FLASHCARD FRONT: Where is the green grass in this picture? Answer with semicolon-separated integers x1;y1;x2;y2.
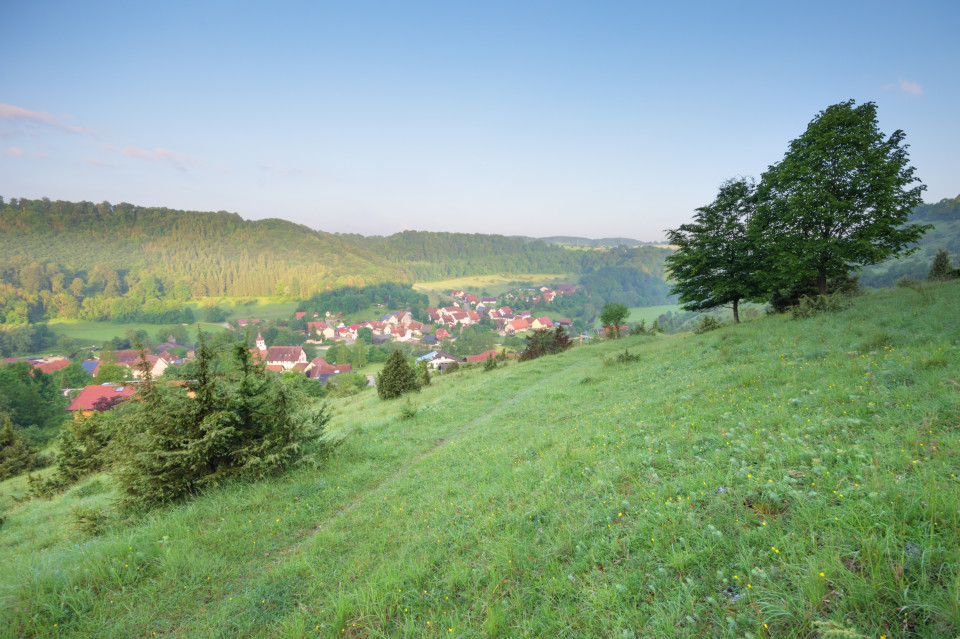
47;319;230;346
2;281;959;637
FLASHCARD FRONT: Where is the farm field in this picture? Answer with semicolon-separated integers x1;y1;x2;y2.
2;280;959;638
415;273;576;298
46;319;230;346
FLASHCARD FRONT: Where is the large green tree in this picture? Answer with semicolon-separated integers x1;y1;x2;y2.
754;100;928;296
665;177;762;323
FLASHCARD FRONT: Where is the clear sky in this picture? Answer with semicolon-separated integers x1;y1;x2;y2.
2;1;958;240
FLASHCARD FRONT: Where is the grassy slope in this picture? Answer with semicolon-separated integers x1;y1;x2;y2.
2;282;959;638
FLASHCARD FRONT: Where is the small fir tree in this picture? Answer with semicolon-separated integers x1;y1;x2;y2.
0;417;44;481
927;249;958;281
376;350;421;400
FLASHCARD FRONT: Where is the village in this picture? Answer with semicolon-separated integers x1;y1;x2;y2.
6;284;585;417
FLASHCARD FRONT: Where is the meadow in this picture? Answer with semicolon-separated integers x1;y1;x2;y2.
1;281;958;638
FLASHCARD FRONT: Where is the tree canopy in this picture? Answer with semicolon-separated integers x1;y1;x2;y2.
665;177;762;322
754;100;928;296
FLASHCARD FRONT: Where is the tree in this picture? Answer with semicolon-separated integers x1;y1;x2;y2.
0;416;44;480
927;249;958;281
754;100;928;297
518;327;572;362
376;350;420;400
599;303;629;338
665;177;763;323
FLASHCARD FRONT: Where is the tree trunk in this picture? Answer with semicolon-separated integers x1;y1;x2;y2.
817;269;827;296
732;298;740;323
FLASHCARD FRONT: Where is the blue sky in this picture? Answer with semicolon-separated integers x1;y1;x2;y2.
2;1;957;240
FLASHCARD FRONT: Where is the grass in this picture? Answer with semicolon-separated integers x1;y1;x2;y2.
44;297;297;348
2;281;959;638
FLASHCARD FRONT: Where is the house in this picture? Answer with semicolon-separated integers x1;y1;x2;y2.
435;328;451;340
307;321;335;340
531;317;554;330
237;318;261;326
305;356;351;384
295;311;307;319
31;357;71;375
504;318;530;334
465;350;500;363
67;383;138;417
556;318;573;327
266;345;308;370
482;297;498;305
415;351;464;370
464;294;478;306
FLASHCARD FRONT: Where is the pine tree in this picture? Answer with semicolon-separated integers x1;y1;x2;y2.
0;417;43;481
376;351;420;400
927;249;958;281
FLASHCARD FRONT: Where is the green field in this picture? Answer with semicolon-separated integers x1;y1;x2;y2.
47;319;230;346
3;281;959;637
416;273;576;299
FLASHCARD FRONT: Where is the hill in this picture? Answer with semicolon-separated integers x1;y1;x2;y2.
2;280;958;637
860;196;960;287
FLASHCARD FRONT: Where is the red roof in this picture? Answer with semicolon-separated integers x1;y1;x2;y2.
465;350;499;363
266;346;305;362
33;359;71;374
67;384;138;411
265;364;285;373
295;312;307;319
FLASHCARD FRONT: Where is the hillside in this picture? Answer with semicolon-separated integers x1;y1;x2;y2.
0;199;584;297
2;281;958;637
860;196;960;287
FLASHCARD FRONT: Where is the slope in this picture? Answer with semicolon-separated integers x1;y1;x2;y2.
1;282;959;638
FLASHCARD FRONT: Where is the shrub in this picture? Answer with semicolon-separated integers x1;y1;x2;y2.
518;327;573;362
399;398;418;421
0;418;46;481
790;292;852;318
376;350;421;400
694;316;723;334
927;248;959;281
444;362;460;374
112;340;331;507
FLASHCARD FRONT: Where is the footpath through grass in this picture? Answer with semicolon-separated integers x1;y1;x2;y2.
1;282;959;638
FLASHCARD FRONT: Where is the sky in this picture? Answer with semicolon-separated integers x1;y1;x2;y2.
2;1;958;241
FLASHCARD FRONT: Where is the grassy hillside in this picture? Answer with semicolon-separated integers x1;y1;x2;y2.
2;282;959;638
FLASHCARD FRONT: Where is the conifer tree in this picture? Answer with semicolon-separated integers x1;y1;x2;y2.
927;249;958;281
376;350;420;400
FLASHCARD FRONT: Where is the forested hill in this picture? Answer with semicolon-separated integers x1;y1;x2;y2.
0;199;593;297
0;198;400;297
355;231;585;280
859;195;960;287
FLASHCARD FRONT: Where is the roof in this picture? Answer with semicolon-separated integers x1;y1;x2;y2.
266;346;304;362
81;360;99;374
67;383;138;411
465;350;500;363
33;358;71;374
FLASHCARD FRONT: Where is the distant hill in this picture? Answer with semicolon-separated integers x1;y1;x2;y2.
859;195;960;287
517;235;658;248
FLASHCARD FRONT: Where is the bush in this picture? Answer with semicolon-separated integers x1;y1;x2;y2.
790;292;852;319
518;327;573;362
0;418;46;481
112;340;331;507
399;398;418;421
376;350;421;400
693;316;723;334
927;248;959;281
